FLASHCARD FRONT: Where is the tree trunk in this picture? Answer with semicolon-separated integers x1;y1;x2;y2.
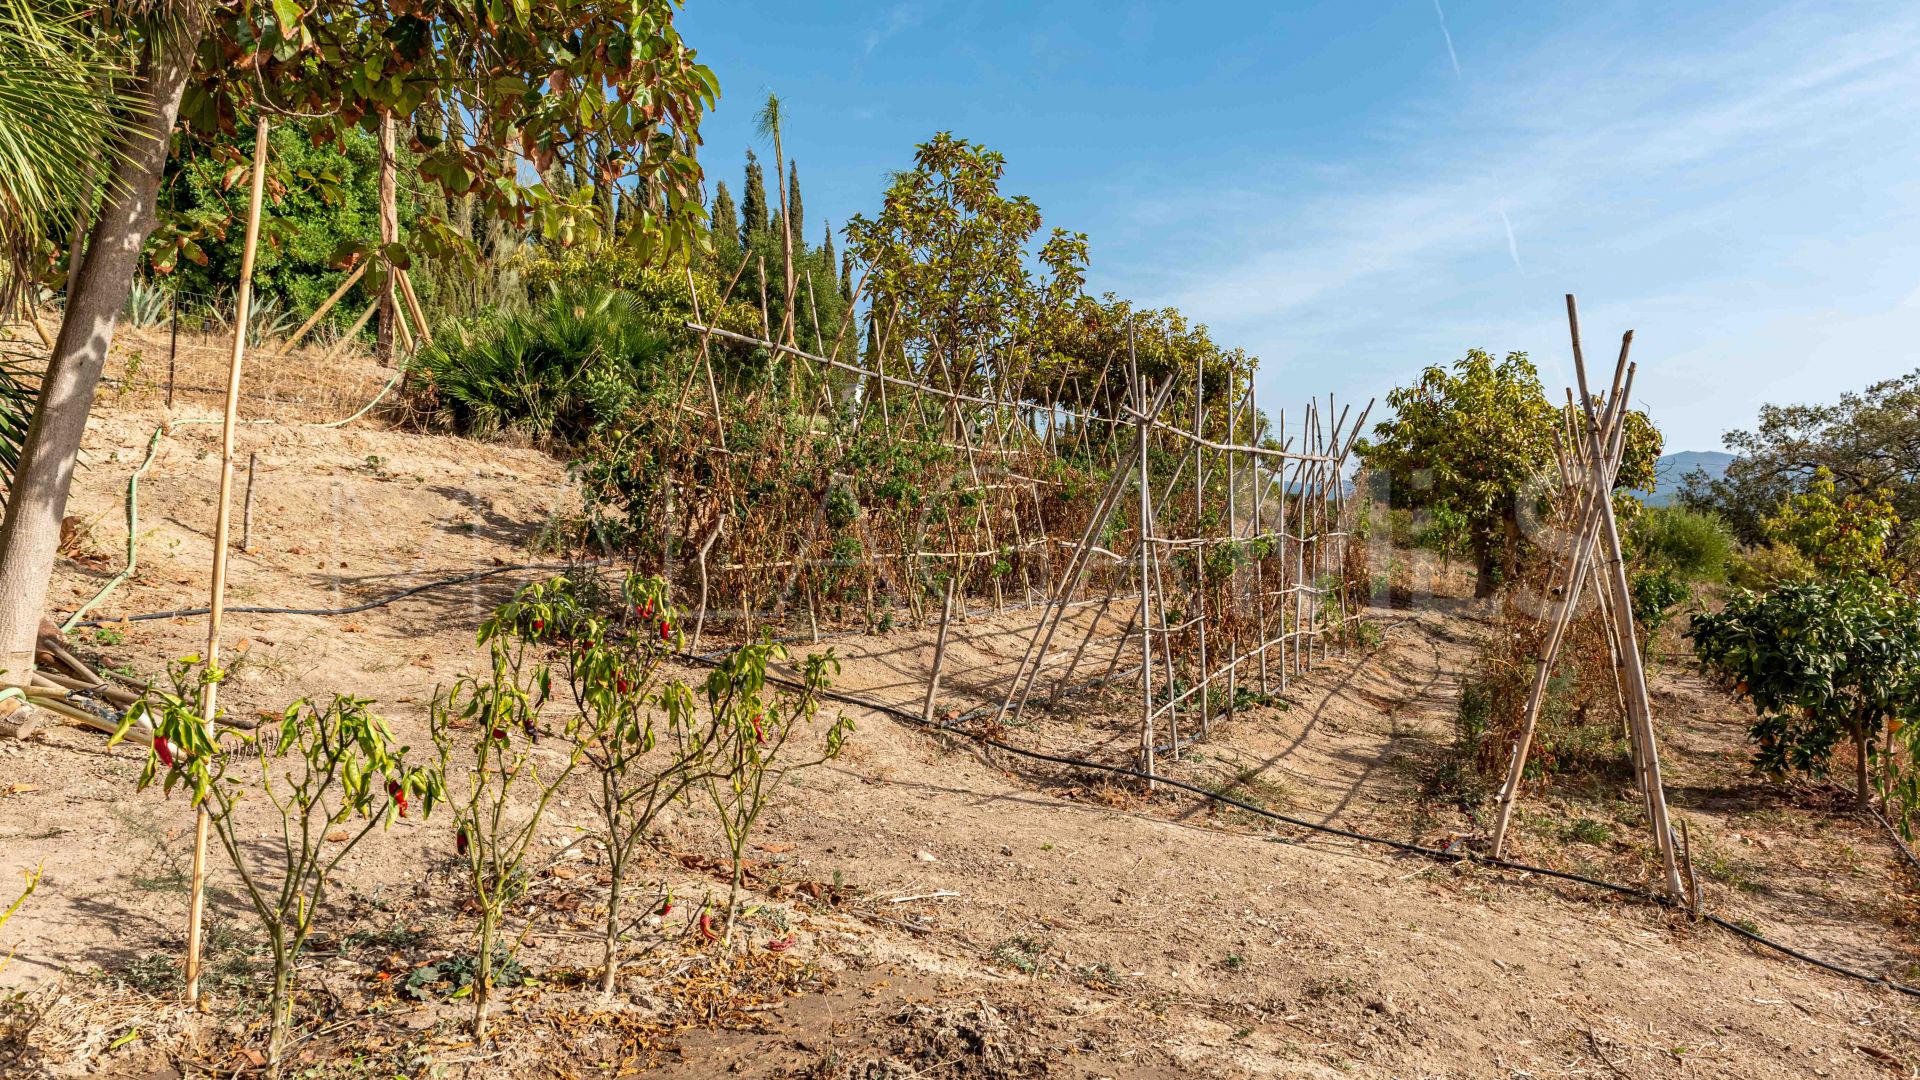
473;910;495;1038
1856;724;1873;813
376;111;398;365
600;862;622;994
0;15;207;684
1473;544;1497;598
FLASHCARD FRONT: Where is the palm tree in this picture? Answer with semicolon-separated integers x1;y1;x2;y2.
0;0;123;499
755;92;795;346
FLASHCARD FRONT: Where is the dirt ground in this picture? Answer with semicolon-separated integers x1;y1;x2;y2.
2;327;1919;1078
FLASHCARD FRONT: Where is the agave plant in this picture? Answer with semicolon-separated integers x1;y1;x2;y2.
209;291;301;347
122;276;171;329
411;287;671;444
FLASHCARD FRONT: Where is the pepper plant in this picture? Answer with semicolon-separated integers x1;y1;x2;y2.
554;573;728;993
702;642;851;943
109;659;437;1076
430;579;594;1038
1690;577;1920;813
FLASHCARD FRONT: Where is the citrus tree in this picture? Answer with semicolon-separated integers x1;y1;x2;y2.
1690;576;1920;811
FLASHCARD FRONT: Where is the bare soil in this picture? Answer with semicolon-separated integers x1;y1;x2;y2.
1;328;1918;1078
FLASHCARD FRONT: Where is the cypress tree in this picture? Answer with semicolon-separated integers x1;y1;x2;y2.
711;180;740;257
787;161;804;248
741;149;768;246
821;221;835;272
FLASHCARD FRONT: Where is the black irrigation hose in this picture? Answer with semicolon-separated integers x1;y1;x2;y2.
66;562;584;629
673;646;1920;1002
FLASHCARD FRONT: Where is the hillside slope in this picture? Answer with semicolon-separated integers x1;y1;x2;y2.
0;332;1914;1078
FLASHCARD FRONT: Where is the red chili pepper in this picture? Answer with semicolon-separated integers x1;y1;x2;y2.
615;675;631;694
765;936;795;953
456;827;470;856
491;726;508;742
530;618;544;632
523;718;539;744
154;736;175;768
659;621;672;642
386;779;408;817
698;913;717;942
637;600;654;620
659;900;673;916
752;713;765;744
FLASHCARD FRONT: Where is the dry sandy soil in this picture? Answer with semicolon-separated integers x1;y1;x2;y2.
1;327;1918;1078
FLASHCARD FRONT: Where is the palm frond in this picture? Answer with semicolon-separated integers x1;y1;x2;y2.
0;0;127;314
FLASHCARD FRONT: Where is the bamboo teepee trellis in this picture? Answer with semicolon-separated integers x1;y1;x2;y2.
1489;295;1686;902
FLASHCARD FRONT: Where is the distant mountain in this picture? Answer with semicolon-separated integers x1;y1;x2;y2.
1640;451;1735;507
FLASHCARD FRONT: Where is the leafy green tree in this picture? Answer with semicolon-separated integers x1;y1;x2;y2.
844;132;1088;393
153;120;393;327
1357;350;1661;597
1681;370;1920;551
1691;577;1920;811
1759;467;1901;581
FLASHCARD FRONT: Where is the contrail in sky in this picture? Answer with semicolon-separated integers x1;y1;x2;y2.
1498;207;1523;270
1432;0;1462;79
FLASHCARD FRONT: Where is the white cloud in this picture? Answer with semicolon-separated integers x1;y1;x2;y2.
1113;2;1920;448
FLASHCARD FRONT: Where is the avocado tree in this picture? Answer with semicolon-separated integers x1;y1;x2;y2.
1356;350;1660;597
844;132;1088;396
1690;576;1920;812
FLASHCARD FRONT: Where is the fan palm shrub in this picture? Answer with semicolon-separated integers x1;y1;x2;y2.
412;286;674;445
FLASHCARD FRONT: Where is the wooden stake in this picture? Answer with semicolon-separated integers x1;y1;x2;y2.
187;116;269;1009
322;300;380;364
284;262;367;349
922;576;958;724
240;452;257;552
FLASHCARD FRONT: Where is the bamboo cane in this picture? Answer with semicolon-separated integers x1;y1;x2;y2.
187;117;270;1009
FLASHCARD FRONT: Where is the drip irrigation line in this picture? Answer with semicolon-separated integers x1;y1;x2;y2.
670;645;1920;1002
67;562;586;629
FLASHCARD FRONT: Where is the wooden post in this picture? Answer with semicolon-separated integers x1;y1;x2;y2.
187;117;269;1009
165;288;179;409
396;267;432;347
1136;368;1156;790
375;111;398;365
1193;355;1210;733
240;452;257;552
922;576;958;723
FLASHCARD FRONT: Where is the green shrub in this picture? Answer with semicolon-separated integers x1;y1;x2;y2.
1727;540;1818;591
1629;565;1692;639
1629;505;1734;582
411;287;672;444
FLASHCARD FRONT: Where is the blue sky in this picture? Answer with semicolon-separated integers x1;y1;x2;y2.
678;0;1920;453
